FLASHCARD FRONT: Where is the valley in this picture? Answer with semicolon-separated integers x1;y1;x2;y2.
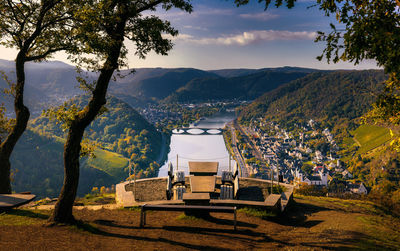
0;60;399;216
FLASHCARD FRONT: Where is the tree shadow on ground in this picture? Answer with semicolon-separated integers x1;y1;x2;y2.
197;214;258;228
75;221;237;250
298;230;393;250
4;209;49;220
162;225;294;247
268;200;330;228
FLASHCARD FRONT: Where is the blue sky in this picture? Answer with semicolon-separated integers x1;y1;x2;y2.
127;0;378;70
0;0;379;70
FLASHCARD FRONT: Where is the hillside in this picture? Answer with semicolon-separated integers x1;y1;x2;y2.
209;66;320;78
165;70;310;102
239;70;387;128
352;125;392;155
110;68;218;101
239;69;400;212
0;60;84;115
10;129;127;198
1;195;399;249
31;95;163;177
344;127;400;198
10;95;164;198
0;60;318;116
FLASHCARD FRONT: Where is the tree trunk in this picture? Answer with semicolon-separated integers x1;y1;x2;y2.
0;54;30;194
0;158;11;194
48;27;125;223
48;124;83;223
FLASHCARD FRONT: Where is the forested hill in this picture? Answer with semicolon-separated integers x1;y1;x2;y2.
11;129;125;198
110;68;218;100
32;95;162;173
164;70;311;103
11;95;163;198
0;60;318;117
209;66;319;78
239;70;387;128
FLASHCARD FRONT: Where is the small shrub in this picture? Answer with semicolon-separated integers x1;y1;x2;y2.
295;184;328;196
238;207;276;219
91;187;99;195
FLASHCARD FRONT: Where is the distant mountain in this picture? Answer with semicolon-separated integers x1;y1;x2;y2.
209;66;320;78
0;60;84;116
0;60;318;116
110;68;218;100
164;70;311;102
239;70;387;127
208;69;261;78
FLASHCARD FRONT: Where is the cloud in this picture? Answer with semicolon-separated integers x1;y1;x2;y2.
167;30;317;46
183;25;208;31
239;12;279;21
150;6;234;21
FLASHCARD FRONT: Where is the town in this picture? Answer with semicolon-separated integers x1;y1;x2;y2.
229;118;368;196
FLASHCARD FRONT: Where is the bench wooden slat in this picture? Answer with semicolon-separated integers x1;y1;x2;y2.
142;204;235;212
182;192;210;202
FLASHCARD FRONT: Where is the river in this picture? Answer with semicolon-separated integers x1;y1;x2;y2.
158;111;236;177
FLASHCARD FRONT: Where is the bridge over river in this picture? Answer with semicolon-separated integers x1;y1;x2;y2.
172;128;224;135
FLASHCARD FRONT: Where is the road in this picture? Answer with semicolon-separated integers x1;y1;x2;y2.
233;120;263;160
227;122;249;177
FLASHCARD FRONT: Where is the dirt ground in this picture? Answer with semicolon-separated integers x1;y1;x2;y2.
1;196;399;250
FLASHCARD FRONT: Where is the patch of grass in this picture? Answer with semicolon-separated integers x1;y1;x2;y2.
238;207;277;219
356;216;400;249
353;125;392;154
124;206;141;212
86;149;128;180
176;213;202;221
0;209;49;226
270;185;286;194
294;195;386;215
76;193;115;206
342;137;356;147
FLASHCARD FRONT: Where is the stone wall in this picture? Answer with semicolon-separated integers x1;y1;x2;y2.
122;176;294;211
125;178;168;202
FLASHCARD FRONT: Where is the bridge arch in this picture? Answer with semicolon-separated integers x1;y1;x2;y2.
172;128;223;135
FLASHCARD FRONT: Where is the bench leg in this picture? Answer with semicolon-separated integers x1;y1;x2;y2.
234;209;237;231
140;207;145;227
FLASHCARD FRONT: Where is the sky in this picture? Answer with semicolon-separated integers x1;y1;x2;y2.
0;0;379;70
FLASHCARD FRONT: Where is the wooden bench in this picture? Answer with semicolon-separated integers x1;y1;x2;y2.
139;204;237;230
0;194;36;210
